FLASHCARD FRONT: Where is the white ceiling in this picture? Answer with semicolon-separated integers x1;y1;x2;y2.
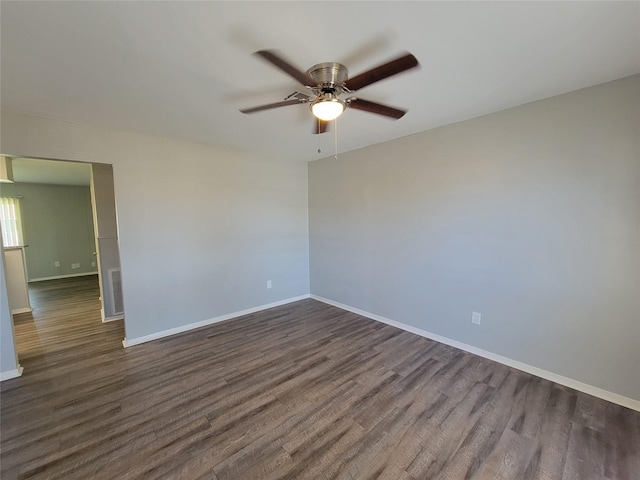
2;1;638;162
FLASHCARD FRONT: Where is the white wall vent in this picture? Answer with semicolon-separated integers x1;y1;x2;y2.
108;268;124;314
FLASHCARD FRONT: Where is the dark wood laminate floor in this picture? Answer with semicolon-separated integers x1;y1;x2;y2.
1;276;639;479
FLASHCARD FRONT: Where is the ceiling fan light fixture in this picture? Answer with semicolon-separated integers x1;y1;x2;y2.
241;50;418;128
311;96;345;121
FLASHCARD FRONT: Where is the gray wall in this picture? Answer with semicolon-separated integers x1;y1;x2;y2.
309;75;640;401
0;182;96;281
0;234;20;376
0;113;310;343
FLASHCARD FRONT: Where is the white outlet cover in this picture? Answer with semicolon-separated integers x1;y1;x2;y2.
472;312;482;325
267;280;272;289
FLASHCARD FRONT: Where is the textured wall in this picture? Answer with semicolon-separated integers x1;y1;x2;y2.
309;76;640;401
0;182;96;280
1;113;310;342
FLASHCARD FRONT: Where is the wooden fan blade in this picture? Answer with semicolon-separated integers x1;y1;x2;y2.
255;50;317;87
347;98;406;119
240;99;305;114
313;118;329;134
344;53;419;91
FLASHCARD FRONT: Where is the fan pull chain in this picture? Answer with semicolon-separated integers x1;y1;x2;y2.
334;118;339;160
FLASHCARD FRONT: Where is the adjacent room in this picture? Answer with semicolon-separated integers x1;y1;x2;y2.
1;2;638;479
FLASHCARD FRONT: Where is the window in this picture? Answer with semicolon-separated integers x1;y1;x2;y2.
0;197;24;247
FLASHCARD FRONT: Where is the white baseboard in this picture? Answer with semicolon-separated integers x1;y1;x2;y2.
30;271;98;282
123;294;311;348
101;308;124;323
311;295;640;412
0;364;24;381
11;307;32;314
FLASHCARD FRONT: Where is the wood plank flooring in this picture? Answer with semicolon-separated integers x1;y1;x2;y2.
1;275;639;479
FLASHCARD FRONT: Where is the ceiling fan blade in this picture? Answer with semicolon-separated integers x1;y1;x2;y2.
255;50;317;87
344;53;419;91
313;118;329;134
347;98;407;119
240;98;306;114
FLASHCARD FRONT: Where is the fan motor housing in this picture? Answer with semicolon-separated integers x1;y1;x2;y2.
308;62;348;88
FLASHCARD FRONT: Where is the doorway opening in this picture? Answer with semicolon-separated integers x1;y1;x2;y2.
0;157;125;373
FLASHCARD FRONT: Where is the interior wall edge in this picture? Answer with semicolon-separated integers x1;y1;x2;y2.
0;365;24;382
122;294;311;348
10;308;32;315
29;272;99;283
310;294;640;412
101;312;124;323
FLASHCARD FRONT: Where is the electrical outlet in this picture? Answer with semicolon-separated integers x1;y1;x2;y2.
54;261;60;267
267;280;272;289
472;312;481;325
71;263;80;269
91;261;96;267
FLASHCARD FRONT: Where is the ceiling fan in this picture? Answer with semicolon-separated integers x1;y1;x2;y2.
240;49;419;134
